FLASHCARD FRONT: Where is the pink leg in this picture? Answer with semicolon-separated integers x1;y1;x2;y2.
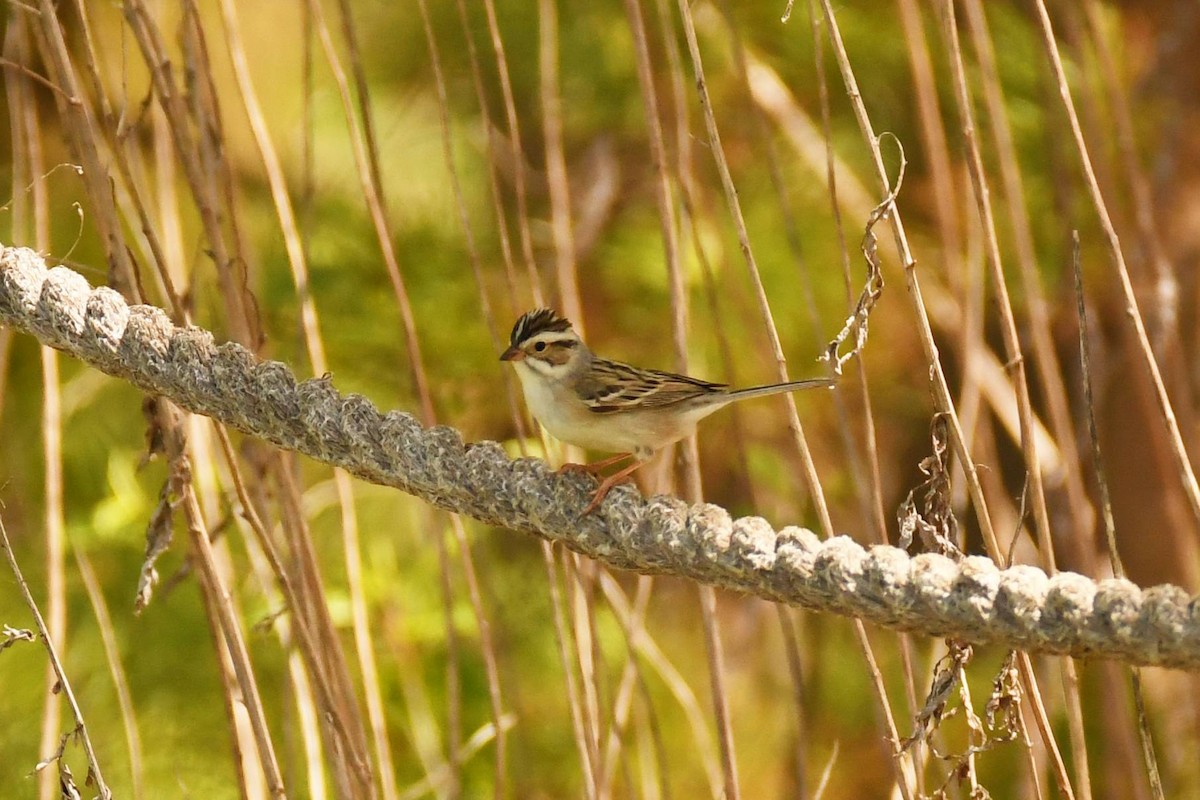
557;451;633;477
581;460;643;515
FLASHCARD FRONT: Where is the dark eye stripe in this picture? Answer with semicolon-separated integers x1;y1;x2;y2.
531;338;576;352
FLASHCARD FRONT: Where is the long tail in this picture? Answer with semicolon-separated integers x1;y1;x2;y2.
724;377;834;402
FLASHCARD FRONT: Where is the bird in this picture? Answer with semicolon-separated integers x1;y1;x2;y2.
500;308;833;513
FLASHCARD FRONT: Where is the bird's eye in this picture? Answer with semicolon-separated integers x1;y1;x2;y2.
534;342;547;352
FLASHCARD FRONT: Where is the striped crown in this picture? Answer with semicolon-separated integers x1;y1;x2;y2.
510;308;573;347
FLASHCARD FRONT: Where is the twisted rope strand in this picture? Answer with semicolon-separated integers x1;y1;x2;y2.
2;245;1197;669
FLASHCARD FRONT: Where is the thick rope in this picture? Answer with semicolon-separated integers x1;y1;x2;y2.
2;245;1197;669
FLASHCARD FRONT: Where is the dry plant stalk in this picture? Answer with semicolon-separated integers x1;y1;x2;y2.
0;515;113;799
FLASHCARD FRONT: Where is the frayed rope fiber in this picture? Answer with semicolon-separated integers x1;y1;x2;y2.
2;245;1198;669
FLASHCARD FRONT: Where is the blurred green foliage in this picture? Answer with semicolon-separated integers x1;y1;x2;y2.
0;0;1191;797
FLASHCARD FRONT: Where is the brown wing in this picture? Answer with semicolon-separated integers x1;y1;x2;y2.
577;359;727;413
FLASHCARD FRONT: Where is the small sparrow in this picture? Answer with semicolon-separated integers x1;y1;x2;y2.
500;308;833;512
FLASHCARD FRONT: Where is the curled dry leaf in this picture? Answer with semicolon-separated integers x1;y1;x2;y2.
820;133;901;374
898;414;960;558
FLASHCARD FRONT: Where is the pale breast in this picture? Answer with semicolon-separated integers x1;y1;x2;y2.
514;362;723;458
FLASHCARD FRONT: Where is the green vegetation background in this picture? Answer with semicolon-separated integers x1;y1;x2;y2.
1;1;1193;797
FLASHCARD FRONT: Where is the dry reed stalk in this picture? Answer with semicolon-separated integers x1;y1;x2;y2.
598;573;724;797
213;9;392;787
448;0;531;442
450;3;600;787
34;0;136;286
894;0;964;291
114;17;350;784
666;13;815;788
147;404;286;796
481;0;546;307
37;348;65;800
624;2;742;797
307;3;513;795
1;515;113;799
959;0;1096;564
73;548;145;799
8;14;70;799
122;0;252;342
566;555;607;795
802;8;926;792
1073;233;1165;799
1030;0;1200;573
452;0;525;321
546;547;599;799
534;4;611;787
210;426;332;798
275;460;377;797
414;1;519;793
598;575;654;795
69;0;187;321
49;3;299;789
939;4;1093;798
539;0;582;329
675;1;916;793
160;4;377;792
806;0;926;791
813;2;1077;796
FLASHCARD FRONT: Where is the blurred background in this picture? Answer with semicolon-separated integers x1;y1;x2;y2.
1;0;1199;797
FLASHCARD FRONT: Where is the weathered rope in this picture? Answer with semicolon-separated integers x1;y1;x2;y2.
2;245;1197;669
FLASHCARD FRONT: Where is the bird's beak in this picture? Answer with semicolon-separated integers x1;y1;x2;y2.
500;346;524;362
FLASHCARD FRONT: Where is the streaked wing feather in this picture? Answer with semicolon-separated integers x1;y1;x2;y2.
578;359;727;413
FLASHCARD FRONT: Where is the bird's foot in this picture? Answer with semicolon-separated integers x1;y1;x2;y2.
580;461;643;515
556;452;633;477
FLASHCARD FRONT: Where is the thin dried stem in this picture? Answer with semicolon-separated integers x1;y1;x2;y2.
414;2;511;793
312;5;514;795
812;0;997;551
539;0;581;324
123;0;252;341
678;1;913;791
1073;232;1165;799
216;5;390;793
1030;0;1200;577
565;555;606;797
959;0;1096;563
599;574;724;798
35;0;136;286
1;513;113;800
452;0;524;320
939;4;1090;797
74;548;145;800
598;575;654;796
625;2;739;797
12;15;71;798
482;0;545;307
813;4;1076;795
217;0;327;373
545;545;598;799
37;349;66;800
804;10;925;791
157;404;288;796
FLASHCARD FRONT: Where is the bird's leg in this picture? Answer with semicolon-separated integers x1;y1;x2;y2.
556;451;633;477
581;459;644;515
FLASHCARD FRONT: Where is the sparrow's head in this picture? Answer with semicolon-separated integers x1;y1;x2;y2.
500;308;585;377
